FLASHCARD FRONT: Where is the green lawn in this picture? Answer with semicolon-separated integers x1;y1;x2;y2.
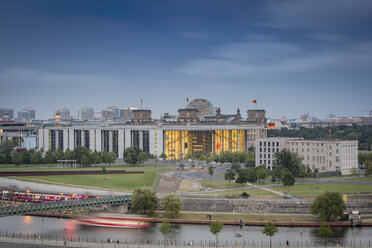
336;176;372;183
266;183;372;195
8;166;173;192
202;179;242;189
200;188;275;196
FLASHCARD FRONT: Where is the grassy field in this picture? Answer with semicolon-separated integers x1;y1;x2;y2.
337;176;372;183
200;188;275;196
9;166;173;192
202;179;242;189
266;183;372;195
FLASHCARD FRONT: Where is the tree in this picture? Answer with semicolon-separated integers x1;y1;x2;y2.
0;140;14;164
44;150;56;164
262;222;278;248
160;152;167;162
11;152;23;165
159;222;173;248
161;194;181;218
30;152;42;164
102;166;107;180
93;151;102;165
103;151;116;166
257;167;269;183
310;192;346;221
224;169;235;190
124;147;141;166
235;169;249;188
55;149;65;161
138;152;149;164
245;151;255;167
231;163;241;173
22;150;31;164
246;167;258;183
281;171;295;190
208;166;214;180
210;222;223;247
318;222;333;248
273;149;303;177
130;188;158;216
64;148;74;160
271;174;277;183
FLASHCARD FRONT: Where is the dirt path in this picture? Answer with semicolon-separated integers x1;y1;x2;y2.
156;171;182;194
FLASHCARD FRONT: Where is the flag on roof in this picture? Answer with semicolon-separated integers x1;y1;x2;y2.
253;100;257;104
268;123;275;129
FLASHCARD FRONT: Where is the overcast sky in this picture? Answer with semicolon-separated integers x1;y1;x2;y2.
1;0;371;120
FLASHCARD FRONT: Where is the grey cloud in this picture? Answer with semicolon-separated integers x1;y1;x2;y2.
260;0;372;30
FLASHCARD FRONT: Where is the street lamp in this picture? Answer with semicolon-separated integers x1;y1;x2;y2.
138;222;140;248
41;218;44;245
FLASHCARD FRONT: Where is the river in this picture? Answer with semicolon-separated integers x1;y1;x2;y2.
0;216;370;243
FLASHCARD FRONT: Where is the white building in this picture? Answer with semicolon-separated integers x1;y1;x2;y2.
78;107;94;121
17;108;36;122
102;106;120;121
255;137;358;175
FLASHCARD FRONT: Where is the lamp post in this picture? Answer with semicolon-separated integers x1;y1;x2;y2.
138;222;140;248
41;218;44;246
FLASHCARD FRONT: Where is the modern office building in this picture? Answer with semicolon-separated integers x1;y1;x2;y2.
37;100;268;160
78;107;94;121
255;137;358;175
0;108;14;120
17;108;36;122
53;107;70;120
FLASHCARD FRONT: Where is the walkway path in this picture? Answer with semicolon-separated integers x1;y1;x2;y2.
0;177;128;196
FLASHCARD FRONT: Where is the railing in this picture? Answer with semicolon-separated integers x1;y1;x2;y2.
0;230;371;248
0;195;131;217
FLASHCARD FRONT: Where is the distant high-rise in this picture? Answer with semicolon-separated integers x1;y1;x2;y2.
17;108;36;122
78;107;94;121
102;106;120;121
54;107;70;120
120;107;138;123
0;108;14;120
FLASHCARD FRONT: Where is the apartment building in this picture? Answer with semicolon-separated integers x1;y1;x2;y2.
256;137;358;175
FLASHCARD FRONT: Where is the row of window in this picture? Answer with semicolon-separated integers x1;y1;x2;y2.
259;141;280;147
259;147;280;153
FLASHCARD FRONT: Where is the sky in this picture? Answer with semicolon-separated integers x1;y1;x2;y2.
1;0;372;120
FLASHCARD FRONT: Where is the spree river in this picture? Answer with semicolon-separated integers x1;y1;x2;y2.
0;216;370;243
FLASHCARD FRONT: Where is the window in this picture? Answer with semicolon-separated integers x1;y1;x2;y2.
264;142;266;146
302;148;304;152
336;157;339;162
268;148;270;152
264;148;266;152
268;160;271;165
272;142;275;147
260;148;262;152
260;142;262;146
268;154;271;158
260;160;262;164
277;142;279;146
264;154;266;158
260;154;262;158
276;148;279;152
268;142;270;147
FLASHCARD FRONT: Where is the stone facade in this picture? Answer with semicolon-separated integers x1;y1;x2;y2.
181;198;372;214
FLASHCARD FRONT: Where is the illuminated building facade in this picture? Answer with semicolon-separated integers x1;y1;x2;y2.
37;99;268;159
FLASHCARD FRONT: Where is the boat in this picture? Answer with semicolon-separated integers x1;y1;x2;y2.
75;213;152;228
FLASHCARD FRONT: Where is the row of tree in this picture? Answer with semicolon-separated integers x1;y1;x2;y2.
268;125;372;150
0;140;117;166
358;152;372;176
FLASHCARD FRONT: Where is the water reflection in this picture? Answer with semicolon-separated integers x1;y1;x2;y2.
0;216;370;243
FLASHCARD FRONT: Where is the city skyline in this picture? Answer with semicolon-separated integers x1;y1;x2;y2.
1;0;372;120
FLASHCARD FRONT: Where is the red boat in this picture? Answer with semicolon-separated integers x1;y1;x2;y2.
75;213;152;228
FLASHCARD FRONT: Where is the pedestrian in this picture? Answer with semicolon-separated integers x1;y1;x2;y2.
286;240;289;247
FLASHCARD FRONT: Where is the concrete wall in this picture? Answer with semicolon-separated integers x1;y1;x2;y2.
181;198;372;214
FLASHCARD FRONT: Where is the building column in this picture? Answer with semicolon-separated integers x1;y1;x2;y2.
149;129;156;157
68;129;74;151
125;129;131;149
37;129;44;151
81;130;85;149
96;129;102;152
139;131;143;150
157;130;164;156
43;129;49;151
118;130;124;159
182;131;185;160
63;129;68;152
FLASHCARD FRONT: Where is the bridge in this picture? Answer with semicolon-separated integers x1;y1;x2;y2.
0;195;130;217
